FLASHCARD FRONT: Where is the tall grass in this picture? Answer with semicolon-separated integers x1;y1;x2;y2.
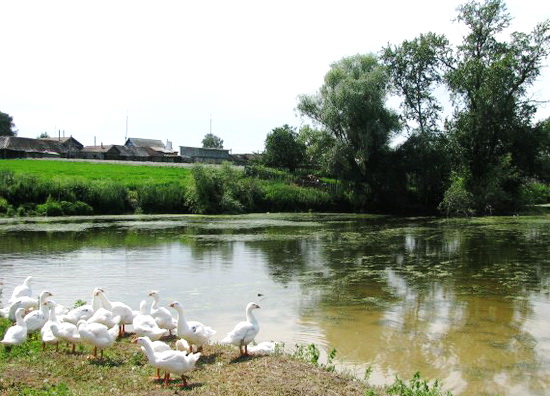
0;160;346;216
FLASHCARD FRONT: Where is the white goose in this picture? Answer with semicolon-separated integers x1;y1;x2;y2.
135;337;172;380
135;336;201;388
169;301;216;352
78;318;120;359
60;305;94;325
148;291;176;335
221;302;261;356
50;321;81;353
40;300;60;351
87;288;121;329
1;308;28;347
132;299;168;341
8;276;33;305
23;290;54;333
94;288;137;335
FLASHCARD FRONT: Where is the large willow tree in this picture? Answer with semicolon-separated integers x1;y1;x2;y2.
297;53;400;207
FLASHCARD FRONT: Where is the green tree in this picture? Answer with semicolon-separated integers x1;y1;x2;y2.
0;111;17;136
296;125;336;173
382;33;452;212
263;124;306;171
382;32;450;135
444;0;550;213
202;133;224;149
38;132;50;138
297;53;400;206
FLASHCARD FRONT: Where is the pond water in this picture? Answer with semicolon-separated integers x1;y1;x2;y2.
0;213;549;396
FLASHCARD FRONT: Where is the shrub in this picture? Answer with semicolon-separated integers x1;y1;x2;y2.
438;174;474;217
0;196;11;215
520;179;550;205
137;183;187;214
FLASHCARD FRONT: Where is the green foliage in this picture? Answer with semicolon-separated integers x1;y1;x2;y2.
34;196;94;216
292;344;337;372
0;196;12;214
382;32;449;135
387;372;451;396
136;183;187;214
0;110;17;136
185;163;259;214
520;179;550;205
261;182;333;212
297;125;337;175
444;0;550;214
202;133;224;149
263;124;306;171
438;174;475;217
297;53;401;207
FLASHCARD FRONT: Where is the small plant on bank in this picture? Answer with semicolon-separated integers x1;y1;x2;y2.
292;343;338;372
387;371;452;396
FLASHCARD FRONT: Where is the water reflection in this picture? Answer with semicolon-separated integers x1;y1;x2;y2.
0;214;549;396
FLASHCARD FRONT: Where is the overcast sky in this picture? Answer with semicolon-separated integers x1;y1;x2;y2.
1;0;549;153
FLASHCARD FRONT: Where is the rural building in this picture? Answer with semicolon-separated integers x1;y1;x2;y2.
0;136;82;159
179;146;231;163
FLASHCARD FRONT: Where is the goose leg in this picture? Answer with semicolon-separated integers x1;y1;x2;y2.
180;375;188;388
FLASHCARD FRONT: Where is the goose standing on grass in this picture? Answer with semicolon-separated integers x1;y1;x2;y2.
40;300;60;351
50;321;81;353
87;288;122;329
1;308;27;347
8;276;33;305
23;290;54;333
4;297;39;321
221;302;261;356
135;336;201;388
94;288;137;335
132;299;168;341
78;317;120;359
169;301;216;352
148;291;176;335
134;337;172;380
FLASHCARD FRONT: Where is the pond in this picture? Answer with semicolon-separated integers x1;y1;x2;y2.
0;213;549;396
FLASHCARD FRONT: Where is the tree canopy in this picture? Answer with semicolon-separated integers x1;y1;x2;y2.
263;124;306;171
297;53;400;204
0;111;17;137
202;133;224;149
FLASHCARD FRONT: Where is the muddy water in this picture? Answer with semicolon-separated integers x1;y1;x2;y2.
0;213;548;395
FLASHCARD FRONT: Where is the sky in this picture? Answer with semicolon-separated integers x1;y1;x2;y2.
1;0;549;154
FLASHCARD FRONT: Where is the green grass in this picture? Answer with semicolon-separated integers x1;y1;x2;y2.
0;159;192;187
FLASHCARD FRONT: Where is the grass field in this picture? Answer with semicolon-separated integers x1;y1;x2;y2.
0;159;193;187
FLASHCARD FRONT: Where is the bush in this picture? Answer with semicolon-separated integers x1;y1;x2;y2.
0;196;11;215
438;175;474;217
520;179;550;205
137;183;187;214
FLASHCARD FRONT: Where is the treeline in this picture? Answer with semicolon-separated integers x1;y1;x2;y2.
263;0;550;215
0;164;347;217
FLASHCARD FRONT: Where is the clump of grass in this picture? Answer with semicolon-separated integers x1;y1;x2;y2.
386;371;452;396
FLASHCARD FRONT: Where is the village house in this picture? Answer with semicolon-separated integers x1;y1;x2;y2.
0;136;84;159
179;146;231;164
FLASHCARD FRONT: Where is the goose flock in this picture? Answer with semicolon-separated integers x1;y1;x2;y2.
0;275;274;388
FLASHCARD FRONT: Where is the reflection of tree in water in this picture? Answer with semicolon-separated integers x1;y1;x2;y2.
245;239;312;285
296;218;550;395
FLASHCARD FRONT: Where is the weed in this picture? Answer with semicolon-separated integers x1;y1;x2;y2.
387;371;452;396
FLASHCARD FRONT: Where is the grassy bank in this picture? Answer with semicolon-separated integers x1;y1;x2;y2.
0;159;345;216
0;318;453;396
